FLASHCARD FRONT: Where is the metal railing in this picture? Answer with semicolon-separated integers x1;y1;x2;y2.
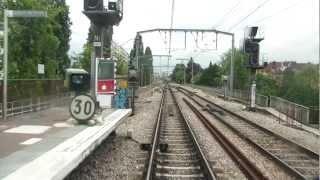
189;85;316;127
0;92;73;118
269;96;310;126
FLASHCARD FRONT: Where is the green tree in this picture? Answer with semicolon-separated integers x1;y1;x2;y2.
196;62;222;87
280;65;319;107
78;43;92;72
256;73;278;96
140;47;153;86
220;49;250;90
2;0;71;79
186;58;202;83
171;64;186;84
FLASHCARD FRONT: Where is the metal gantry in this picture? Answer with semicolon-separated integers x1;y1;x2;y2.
136;28;235;94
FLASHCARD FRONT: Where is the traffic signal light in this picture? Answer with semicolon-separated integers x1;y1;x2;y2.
84;0;103;11
108;1;117;11
245;39;260;66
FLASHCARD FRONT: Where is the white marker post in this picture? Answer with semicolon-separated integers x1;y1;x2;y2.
2;10;47;120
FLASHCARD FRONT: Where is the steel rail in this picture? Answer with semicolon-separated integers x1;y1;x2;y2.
145;86;217;180
182;97;268;180
145;87;166;180
178;86;319;180
169;87;217;180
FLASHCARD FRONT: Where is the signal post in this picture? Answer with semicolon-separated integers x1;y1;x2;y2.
83;0;123;108
243;27;265;111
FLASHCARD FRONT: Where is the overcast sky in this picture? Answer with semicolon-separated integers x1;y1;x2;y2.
66;0;319;68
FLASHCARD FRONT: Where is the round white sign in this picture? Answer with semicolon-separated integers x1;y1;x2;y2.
70;95;96;122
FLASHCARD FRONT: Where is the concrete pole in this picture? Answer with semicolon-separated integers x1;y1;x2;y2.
2;11;8;120
250;69;257;110
135;35;140;86
184;66;186;84
230;34;235;96
141;65;144;86
191;60;194;84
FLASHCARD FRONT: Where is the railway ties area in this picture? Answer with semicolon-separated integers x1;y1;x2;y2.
176;86;319;180
146;87;216;180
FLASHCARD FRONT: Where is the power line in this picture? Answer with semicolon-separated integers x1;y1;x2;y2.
253;0;303;24
228;0;272;31
213;0;242;29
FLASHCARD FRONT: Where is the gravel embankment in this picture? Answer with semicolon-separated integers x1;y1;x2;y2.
175;89;298;180
65;86;162;180
182;85;319;153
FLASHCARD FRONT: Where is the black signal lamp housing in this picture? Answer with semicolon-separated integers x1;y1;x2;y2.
83;0;123;26
108;2;117;11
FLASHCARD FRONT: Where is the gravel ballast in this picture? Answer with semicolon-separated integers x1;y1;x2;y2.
182;85;319;153
173;89;247;180
175;87;299;179
65;86;162;180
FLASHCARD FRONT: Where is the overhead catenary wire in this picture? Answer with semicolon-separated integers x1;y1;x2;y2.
228;0;272;31
213;0;242;29
253;0;303;24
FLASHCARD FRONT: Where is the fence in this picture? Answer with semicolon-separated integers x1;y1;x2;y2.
0;80;65;102
191;85;318;128
0;92;73;118
269;96;310;126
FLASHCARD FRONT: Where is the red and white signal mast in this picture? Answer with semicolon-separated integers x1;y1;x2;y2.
96;59;117;107
83;0;123;108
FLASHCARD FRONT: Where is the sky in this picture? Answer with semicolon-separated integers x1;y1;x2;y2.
66;0;319;69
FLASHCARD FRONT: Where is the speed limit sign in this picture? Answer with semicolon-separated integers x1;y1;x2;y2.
70;95;96;123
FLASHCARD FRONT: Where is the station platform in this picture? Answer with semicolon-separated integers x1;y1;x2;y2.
0;107;131;180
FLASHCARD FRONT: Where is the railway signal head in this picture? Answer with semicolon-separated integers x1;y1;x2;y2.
242;26;264;68
245;39;260;66
83;0;123;26
84;0;104;11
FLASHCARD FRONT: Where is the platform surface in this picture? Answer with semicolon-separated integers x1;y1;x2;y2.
0;108;131;180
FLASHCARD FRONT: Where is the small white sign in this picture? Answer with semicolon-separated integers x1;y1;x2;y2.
93;42;102;47
38;64;45;74
6;10;47;18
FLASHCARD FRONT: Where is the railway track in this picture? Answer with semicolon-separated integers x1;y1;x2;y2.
145;87;216;180
177;86;319;180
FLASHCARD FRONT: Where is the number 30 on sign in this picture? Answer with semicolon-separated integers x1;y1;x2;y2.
70;95;96;123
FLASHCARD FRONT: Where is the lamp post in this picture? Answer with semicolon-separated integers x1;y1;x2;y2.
2;10;47;120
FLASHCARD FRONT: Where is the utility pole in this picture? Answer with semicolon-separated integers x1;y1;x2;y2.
230;34;235;96
3;10;7;120
168;0;175;78
190;57;194;84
